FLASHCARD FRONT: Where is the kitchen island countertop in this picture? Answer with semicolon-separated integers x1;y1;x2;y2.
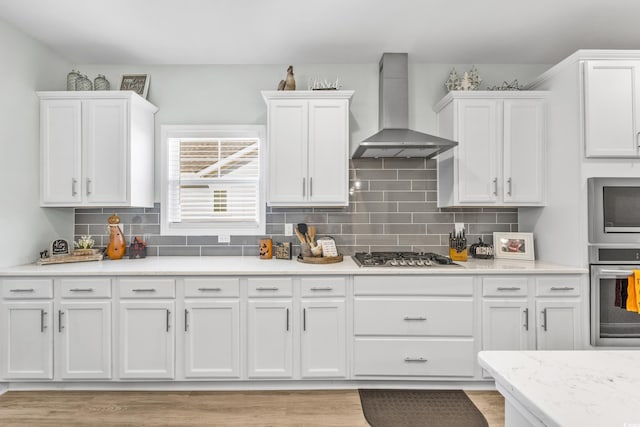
0;256;587;276
478;350;640;427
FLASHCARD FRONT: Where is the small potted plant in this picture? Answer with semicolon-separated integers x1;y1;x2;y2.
73;235;98;256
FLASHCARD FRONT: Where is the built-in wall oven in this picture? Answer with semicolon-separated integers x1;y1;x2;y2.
590;246;640;346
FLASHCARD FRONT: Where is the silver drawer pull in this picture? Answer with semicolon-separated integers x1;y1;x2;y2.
256;286;279;291
310;287;333;291
550;287;575;291
497;287;521;291
69;288;94;292
132;288;157;292
10;288;35;293
404;316;427;321
404;357;428;363
198;287;222;292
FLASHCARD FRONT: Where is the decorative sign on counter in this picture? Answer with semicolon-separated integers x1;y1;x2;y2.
274;241;292;260
50;239;70;256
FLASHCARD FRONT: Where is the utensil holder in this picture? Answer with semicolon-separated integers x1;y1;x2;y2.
300;243;312;257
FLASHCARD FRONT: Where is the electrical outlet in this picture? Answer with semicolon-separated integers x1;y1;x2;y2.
285;223;293;236
218;234;230;243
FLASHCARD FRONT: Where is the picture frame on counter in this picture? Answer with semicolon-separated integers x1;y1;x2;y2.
119;73;150;98
493;232;535;260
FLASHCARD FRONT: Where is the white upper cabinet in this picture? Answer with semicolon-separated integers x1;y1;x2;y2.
38;91;158;208
435;92;546;207
583;60;640;158
262;91;353;207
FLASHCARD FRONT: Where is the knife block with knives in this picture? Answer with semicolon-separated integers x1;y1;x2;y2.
449;225;468;262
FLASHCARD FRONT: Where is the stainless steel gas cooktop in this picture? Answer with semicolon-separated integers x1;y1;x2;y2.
352;251;458;267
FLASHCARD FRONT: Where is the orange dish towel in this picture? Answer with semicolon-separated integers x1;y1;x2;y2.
626;271;640;313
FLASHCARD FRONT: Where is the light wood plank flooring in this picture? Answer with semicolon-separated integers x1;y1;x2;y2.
0;390;504;426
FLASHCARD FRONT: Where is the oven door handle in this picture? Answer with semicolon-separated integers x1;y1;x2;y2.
598;269;635;277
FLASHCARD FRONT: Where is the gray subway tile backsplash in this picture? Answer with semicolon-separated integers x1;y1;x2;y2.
74;161;517;257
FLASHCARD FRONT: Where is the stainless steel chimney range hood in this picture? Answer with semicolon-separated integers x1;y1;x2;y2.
352;53;458;159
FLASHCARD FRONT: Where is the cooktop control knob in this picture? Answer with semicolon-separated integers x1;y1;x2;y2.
389;259;399;266
416;260;425;266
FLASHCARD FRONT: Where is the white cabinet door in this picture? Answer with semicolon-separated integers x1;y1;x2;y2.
456;99;499;203
56;301;111;380
267;100;308;205
184;300;240;379
247;300;293;378
83;99;129;204
40;100;82;204
503;99;545;204
0;301;53;379
482;300;532;351
119;301;175;379
536;300;581;350
301;300;346;378
584;60;640;158
307;100;349;205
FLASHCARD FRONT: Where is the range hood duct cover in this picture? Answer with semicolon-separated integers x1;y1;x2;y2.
353;53;458;159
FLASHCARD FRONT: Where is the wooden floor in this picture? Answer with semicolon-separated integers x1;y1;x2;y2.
0;390;504;426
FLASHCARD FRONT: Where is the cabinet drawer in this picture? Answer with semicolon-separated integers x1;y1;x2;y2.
536;277;581;297
483;278;529;297
2;278;53;299
354;276;473;296
247;277;292;297
354;298;473;336
59;278;111;298
119;278;175;298
300;277;346;297
184;277;239;298
353;338;475;377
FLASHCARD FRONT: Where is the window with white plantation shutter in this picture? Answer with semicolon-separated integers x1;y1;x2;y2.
161;125;266;236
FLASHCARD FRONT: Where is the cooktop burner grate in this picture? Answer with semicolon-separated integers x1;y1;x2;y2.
352;251;457;267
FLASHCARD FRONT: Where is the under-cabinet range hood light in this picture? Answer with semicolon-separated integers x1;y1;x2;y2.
352;53;458;159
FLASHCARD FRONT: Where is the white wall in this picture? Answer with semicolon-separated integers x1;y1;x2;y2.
77;63;549;201
0;18;73;268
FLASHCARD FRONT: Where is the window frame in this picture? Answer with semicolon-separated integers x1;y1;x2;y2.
160;124;266;236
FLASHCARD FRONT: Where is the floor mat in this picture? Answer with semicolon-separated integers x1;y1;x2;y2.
358;389;489;427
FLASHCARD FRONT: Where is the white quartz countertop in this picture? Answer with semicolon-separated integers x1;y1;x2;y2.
478;350;640;427
0;256;587;276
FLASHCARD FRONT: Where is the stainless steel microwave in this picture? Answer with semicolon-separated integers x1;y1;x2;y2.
588;177;640;244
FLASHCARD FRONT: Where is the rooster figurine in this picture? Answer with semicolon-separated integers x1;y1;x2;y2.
277;65;296;91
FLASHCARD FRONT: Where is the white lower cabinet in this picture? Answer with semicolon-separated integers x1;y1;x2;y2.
300;300;346;378
56;301;111;379
119;301;175;379
0;301;53;379
184;300;240;378
536;300;581;350
247;300;293;378
482;299;531;351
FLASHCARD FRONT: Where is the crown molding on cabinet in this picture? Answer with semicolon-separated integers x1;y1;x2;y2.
261;90;355;102
433;90;548;113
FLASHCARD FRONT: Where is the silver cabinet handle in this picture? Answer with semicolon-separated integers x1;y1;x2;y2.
286;308;289;331
541;308;547;331
310;177;313;197
497;287;521;291
492;177;498;196
303;308;306;331
404;357;428;363
403;316;427;321
69;288;94;292
302;177;306;197
256;286;279;291
550;287;575;291
41;310;47;333
132;288;157;293
507;177;512;196
10;288;34;293
184;309;189;332
637;131;640;148
599;269;634;277
72;178;78;196
166;309;171;332
310;287;333;291
86;178;92;195
523;308;529;331
58;310;64;333
197;287;221;292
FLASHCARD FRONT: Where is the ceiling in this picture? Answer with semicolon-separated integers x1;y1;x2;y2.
1;0;639;65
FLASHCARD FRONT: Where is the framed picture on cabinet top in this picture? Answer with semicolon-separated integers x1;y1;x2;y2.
119;74;150;98
493;232;535;261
